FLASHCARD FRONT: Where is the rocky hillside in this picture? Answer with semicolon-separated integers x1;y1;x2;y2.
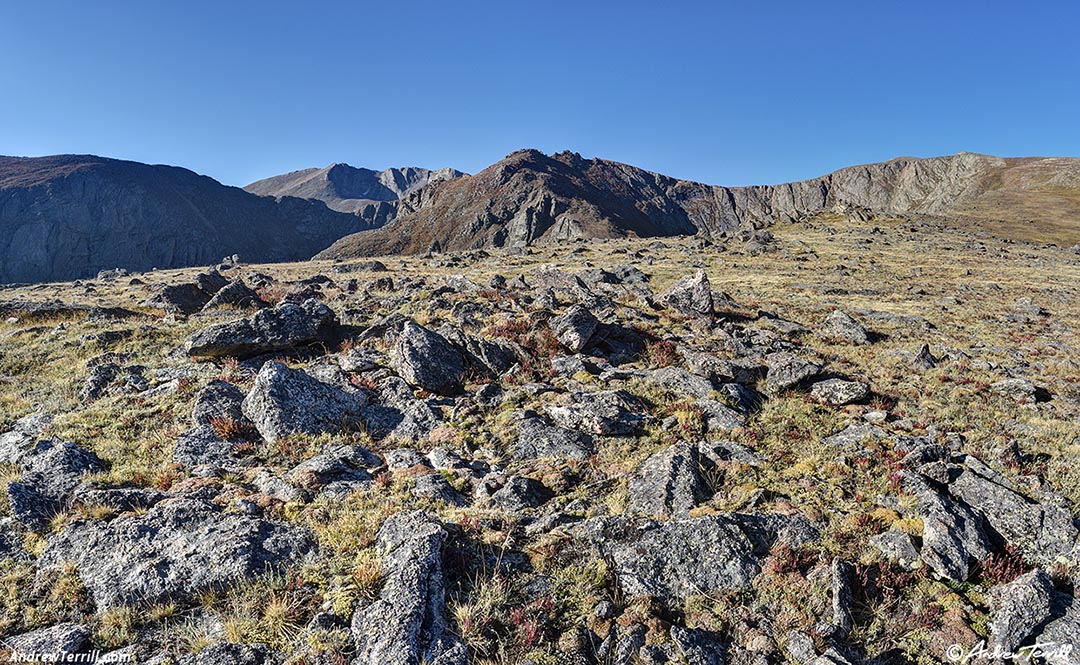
245;163;465;226
1;210;1078;662
317;150;1080;259
0;155;373;284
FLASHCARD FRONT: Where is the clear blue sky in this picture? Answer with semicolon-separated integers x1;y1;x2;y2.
2;1;1078;187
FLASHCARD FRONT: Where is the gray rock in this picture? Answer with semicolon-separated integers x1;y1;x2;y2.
549;305;600;352
645;366;716;399
514;412;595;460
546;390;646;436
869;528;921;570
830;558;854;637
191;379;247;427
903;472;992;582
764;352;822;394
627;442;707;517
384;448;427;470
351;511;466;665
489;476;552;512
575;514;768;605
987;569;1054;652
360;376;444;443
390;322;465;396
143;283;215;315
177;642;278;665
173;423;251;469
38;498;314;610
242;362;368;443
186;299;340;359
661;270;713;316
202;280;266;311
816;310;869;345
670;625;726;665
5;622;91;655
7;438;105;526
0;412;54;464
810;379;869;406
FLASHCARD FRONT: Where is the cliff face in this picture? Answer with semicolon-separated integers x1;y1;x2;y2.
0;155;371;284
244;163;465;225
315;151;1080;259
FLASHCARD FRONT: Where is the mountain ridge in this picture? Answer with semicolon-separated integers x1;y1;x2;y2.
315;150;1080;259
0;154;373;284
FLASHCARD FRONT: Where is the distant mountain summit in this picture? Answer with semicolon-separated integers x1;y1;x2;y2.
316;150;1080;259
0;155;371;283
245;163;464;226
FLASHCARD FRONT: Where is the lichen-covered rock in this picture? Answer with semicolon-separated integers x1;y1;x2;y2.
546;390;646;436
177;641;279;665
38;499;315;609
242;362;367;443
549;305;600;352
173;424;250;469
186;299;340;359
389;322;465;396
5;622;91;655
645;366;716;399
514;412;595;460
627;442;707;517
191;379;247;427
351;511;466;665
575;513;816;605
902;472;992;582
763;352;822;394
810;378;869;406
987;569;1055;652
816;309;869;345
661;270;713;316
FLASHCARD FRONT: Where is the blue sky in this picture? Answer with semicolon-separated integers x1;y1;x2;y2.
2;1;1078;187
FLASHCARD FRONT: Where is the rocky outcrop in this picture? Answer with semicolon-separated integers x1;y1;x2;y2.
350;511;466;665
241;361;368;443
186;299;340;359
389;322;465;396
0;154;372;284
38;498;314;609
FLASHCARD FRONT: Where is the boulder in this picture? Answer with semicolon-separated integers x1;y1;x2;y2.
546;390;646;436
575;514;812;605
6;438;105;526
661;270;713;316
5;623;91;655
549;305;600;352
186;299;340;359
816;310;869;345
514;412;595;460
242;362;367;443
38;498;314;610
202;280;265;311
764;352;822;394
810;379;869;406
191;379;247;427
351;511;466;665
987;569;1055;652
389;322;465;396
627;442;707;517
